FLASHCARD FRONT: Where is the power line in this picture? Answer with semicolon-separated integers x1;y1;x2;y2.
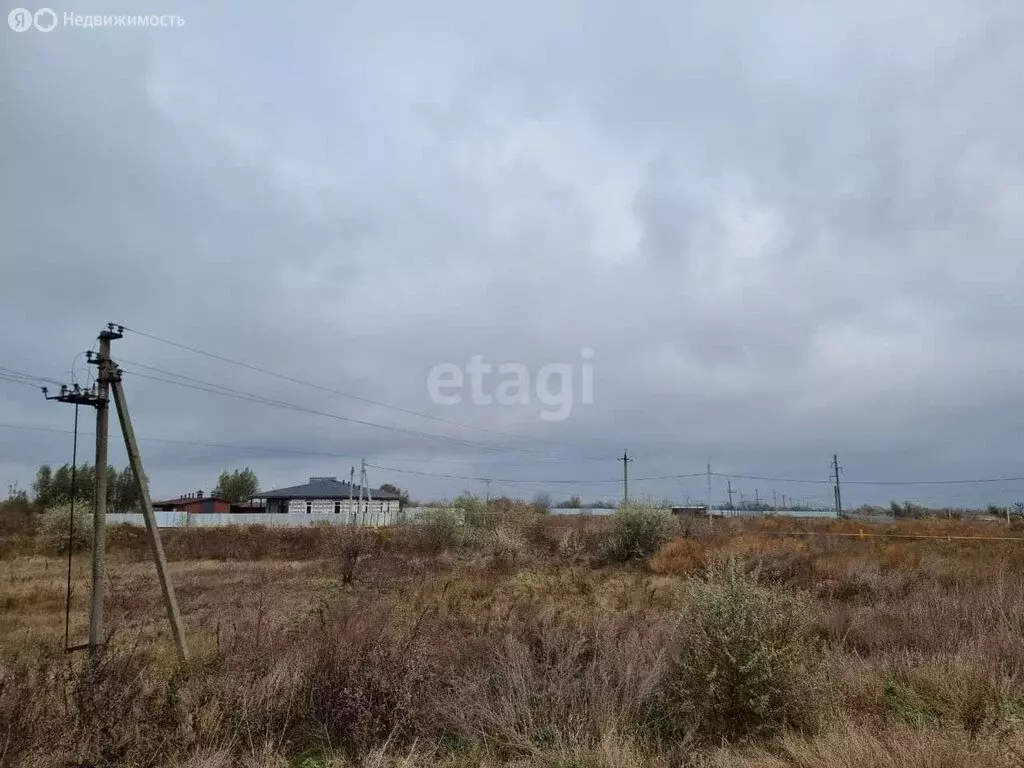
118;367;572;458
0;421;585;467
115;364;618;462
114;324;614;456
5;419;1022;488
365;461;707;485
713;471;1024;487
0;373;44;389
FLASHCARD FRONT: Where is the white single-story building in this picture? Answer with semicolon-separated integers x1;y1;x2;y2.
257;476;404;526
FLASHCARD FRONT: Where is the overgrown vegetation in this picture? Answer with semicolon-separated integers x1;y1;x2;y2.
602;503;672;561
650;558;824;744
3;515;1024;766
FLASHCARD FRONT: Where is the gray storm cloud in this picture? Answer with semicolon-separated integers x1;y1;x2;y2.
1;0;1022;507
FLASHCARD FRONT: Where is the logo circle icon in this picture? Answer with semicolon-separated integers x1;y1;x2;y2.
8;8;33;31
34;8;57;32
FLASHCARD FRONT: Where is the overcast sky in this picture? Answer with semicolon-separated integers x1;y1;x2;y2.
2;0;1022;509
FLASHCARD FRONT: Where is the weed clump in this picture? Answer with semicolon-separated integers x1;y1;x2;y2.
419;507;463;551
603;505;672;561
650;558;825;744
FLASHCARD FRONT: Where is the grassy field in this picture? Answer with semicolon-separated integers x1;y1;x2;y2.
3;509;1024;767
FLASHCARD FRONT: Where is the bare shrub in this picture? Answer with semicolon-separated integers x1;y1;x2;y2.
649;558;825;744
419;507;463;551
442;615;665;757
603;505;672;562
299;609;444;758
337;529;373;585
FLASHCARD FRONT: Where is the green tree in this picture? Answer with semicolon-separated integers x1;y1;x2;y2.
214;468;259;502
32;465;53;505
109;467;148;513
378;483;409;506
32;462;142;511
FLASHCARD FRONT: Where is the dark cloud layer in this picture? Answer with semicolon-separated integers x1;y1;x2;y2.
2;1;1022;507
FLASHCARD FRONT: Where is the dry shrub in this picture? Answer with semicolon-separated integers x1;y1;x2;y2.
649;558;825;745
419;508;463;552
884;647;1002;736
299;609;445;758
648;539;704;575
443;614;665;757
603;505;672;562
0;498;36;539
486;526;528;571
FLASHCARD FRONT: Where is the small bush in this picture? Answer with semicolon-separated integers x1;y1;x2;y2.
36;502;93;553
649;558;824;744
419;507;463;551
487;526;527;570
603;505;671;561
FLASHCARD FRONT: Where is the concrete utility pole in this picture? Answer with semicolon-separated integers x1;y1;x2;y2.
358;459;374;525
755;488;760;509
47;324;189;661
618;450;632;505
706;463;713;517
109;364;188;660
89;326;115;656
358;459;366;525
349;466;356;524
773;490;777;509
831;454;843;517
727;480;734;511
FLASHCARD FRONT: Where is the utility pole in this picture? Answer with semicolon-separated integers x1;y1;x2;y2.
727;480;734;511
706;463;713;518
109;362;188;660
358;459;374;526
831;454;843;517
90;328;114;655
359;459;366;525
755;488;760;510
773;490;777;509
349;466;355;524
46;324;189;660
618;450;632;506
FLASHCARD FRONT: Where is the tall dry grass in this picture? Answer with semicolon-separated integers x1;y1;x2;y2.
2;514;1024;766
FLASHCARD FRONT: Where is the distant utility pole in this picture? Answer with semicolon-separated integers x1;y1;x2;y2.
830;454;843;517
727;480;734;511
618;450;633;505
755;488;760;509
773;490;777;509
45;324;188;661
358;459;374;525
349;466;356;524
706;463;713;517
